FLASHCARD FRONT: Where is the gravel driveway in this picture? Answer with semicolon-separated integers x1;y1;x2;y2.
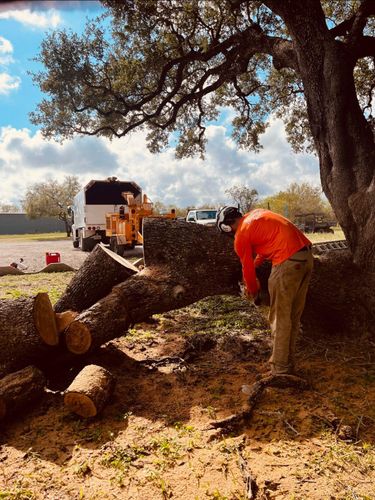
0;238;143;273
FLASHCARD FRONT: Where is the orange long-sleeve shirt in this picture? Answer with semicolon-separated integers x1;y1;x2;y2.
234;209;311;295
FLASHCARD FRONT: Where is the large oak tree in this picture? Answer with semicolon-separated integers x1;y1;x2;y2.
31;0;374;267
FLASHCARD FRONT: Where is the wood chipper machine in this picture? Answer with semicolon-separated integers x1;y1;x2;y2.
105;192;176;255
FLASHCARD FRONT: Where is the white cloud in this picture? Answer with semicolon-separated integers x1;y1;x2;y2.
0;36;13;54
0;36;14;66
0;73;21;94
0;118;320;207
0;36;19;93
0;9;61;29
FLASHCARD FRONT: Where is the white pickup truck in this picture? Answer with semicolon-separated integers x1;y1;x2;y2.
186;209;217;227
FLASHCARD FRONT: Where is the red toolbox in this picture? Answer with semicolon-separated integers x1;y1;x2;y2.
45;252;61;265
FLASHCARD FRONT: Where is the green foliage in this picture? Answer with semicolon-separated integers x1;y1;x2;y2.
258;182;332;220
22;176;80;235
30;1;374;157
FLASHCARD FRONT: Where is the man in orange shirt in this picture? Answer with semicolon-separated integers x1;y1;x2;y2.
217;206;313;375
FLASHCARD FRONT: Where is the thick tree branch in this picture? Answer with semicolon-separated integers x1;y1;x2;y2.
330;0;375;39
64;25;297;138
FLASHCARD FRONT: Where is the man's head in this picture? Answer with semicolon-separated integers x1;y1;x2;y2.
216;206;243;234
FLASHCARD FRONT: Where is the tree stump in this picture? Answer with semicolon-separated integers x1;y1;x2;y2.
0;366;46;419
54;243;138;313
0;293;58;375
64;364;115;417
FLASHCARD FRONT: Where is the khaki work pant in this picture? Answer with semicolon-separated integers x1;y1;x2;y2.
268;248;314;374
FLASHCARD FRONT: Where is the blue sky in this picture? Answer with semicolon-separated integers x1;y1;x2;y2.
0;0;320;208
0;0;104;130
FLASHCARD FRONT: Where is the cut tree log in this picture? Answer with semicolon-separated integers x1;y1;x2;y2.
0;365;46;419
0;293;58;375
62;221;374;357
55;311;78;334
302;251;375;335
247;250;375;336
54;243;138;313
64;220;242;354
64;364;115;417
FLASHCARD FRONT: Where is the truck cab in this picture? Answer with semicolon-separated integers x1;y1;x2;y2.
186;209;217;227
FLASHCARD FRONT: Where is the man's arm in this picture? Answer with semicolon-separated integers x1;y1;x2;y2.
234;235;260;296
254;254;265;267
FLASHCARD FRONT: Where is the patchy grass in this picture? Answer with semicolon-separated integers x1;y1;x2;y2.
306;227;345;243
0;272;73;304
0;232;67;241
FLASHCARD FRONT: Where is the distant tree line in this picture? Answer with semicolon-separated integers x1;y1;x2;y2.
3;178;335;234
154;182;336;223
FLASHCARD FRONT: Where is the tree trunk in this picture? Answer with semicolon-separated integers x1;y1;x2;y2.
54;243;138;313
0;366;46;419
0;293;58;375
267;0;375;269
302;251;375;336
64;364;115;417
64;219;242;354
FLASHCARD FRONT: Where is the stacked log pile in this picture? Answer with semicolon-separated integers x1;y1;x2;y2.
0;220;372;421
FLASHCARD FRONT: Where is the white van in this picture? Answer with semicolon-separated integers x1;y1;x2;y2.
186;209;217;226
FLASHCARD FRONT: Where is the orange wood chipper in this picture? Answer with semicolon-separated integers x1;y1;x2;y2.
105;192;176;255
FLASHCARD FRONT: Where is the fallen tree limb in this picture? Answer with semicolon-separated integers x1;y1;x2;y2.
208;374;310;438
64;220;242;354
54;243;138;313
0;293;58;375
0;366;46;419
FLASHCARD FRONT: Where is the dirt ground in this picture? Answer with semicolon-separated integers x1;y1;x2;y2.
0;239;143;273
0;272;374;500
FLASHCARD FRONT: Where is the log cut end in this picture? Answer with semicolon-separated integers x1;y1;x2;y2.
64;392;98;417
55;310;78;334
64;364;115;417
65;321;92;355
33;293;58;346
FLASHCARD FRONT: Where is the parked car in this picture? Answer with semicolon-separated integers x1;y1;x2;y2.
186;209;217;227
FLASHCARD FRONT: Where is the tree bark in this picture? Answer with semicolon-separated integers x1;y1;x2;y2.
64;219;242;354
54;243;138;313
0;366;46;419
0;293;58;375
302;251;375;335
64;364;115;417
266;0;375;269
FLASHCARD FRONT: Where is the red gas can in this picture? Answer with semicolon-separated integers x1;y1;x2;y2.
45;252;61;265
